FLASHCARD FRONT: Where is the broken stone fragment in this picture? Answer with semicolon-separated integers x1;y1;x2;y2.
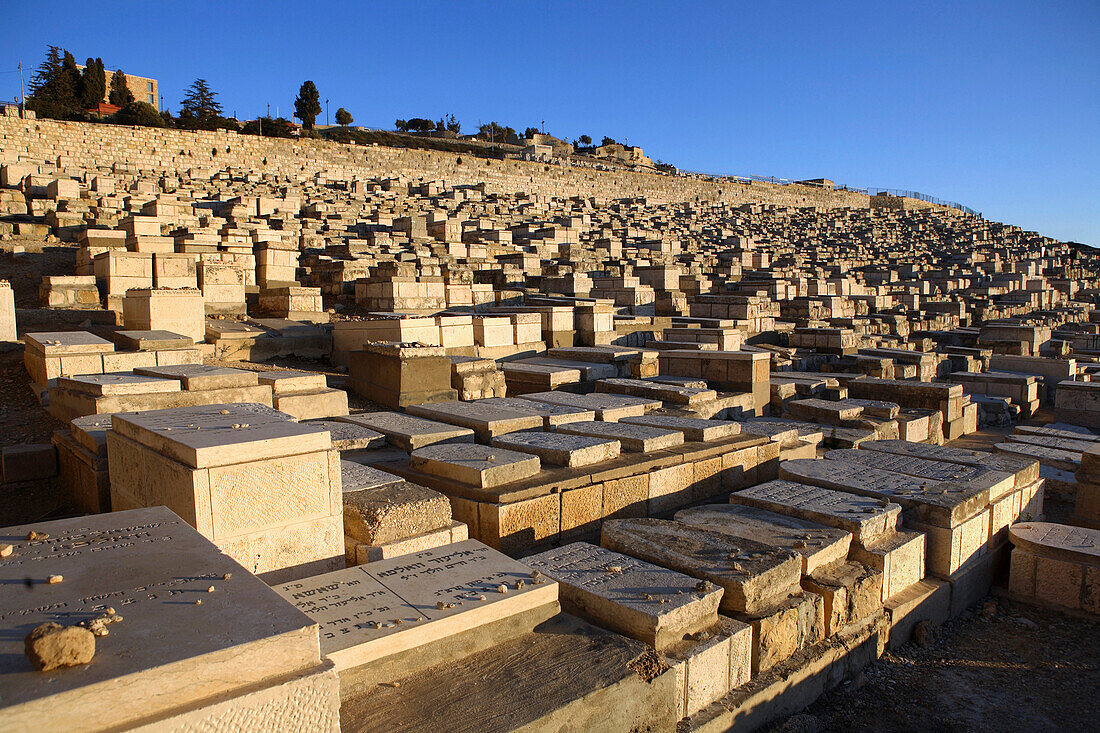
24;622;95;671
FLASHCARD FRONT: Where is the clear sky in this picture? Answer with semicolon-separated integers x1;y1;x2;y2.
2;1;1097;245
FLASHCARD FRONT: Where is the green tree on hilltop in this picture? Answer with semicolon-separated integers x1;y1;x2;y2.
335;107;353;126
26;46;83;119
294;80;321;130
81;58;106;109
179;79;222;129
108;69;134;106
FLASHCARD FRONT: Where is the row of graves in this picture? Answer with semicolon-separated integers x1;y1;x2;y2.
7;389;1095;731
2;139;1100;730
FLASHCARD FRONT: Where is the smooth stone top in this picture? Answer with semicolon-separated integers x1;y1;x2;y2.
601;518;802;615
135;364;259;390
111;403;327;468
554;421;684;452
0;507;319;729
1009;522;1100;567
490;431;621;467
306;420;386;450
824;448;1016;500
273;539;557;669
675;504;852;574
25;331;115;355
410;443;541;488
731;479;900;546
113;330;194;350
335;412;475;451
57;372;182;396
524;542;723;650
620;415;742;442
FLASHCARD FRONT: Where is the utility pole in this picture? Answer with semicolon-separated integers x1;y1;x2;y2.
326;99;329;126
18;61;25;112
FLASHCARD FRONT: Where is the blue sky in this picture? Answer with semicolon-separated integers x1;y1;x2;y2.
3;1;1097;245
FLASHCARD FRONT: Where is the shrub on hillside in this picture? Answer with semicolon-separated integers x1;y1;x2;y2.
112;101;164;127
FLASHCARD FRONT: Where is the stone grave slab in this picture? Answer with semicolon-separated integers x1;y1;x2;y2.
306;420;386;450
730;480;900;547
135;364;259;390
113;329;193;350
273;539;558;670
859;439;1039;488
555;420;684;452
411;443;540;488
674;504;852;574
56;372;182;396
335;411;474;451
782;458;987;528
491;431;621;468
522;391;657;421
478;397;596;426
1007;433;1098;454
824;448;1016;500
524;542;723;650
1009;521;1100;567
994;441;1080;472
620;415;742;442
0;507;338;732
601;518;801;615
406;400;543;440
25;331;115;355
110;402;327;468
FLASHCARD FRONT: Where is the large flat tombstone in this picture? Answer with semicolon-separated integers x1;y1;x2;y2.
335;411;474;451
107;403;342;582
620;415;742;442
56;372;181;396
993;441;1081;472
730;480;900;548
730;480;924;601
135;364;259;390
1008;522;1100;613
273;539;558;672
601;518;801;615
674;504;852;574
0;507;339;732
781;458;988;577
524;542;723;650
859;439;1040;489
1005;433;1099;455
491;431;621;467
555;420;684;452
478;397;596;426
824;448;1016;501
406;399;543;441
783;458;988;529
522;390;659;421
411;443;540;488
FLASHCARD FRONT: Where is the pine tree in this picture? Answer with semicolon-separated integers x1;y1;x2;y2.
26;46;83;119
179;79;222;128
294;80;321;130
82;58;106;109
335;107;353;126
108;69;133;106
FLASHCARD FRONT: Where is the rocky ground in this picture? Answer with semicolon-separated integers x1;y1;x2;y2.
771;595;1100;733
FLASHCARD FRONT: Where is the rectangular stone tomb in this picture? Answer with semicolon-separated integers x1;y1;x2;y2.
555;421;685;452
273;539;558;671
824;448;1016;500
335;411;475;451
491;431;621;467
406;400;543;440
524;542;724;650
620;415;742;442
477;397;596;426
674;504;852;574
781;458;987;577
601;518;801;615
410;443;541;488
521;391;658;421
135;364;259;390
859;439;1039;489
0;507;339;732
106;403;342;582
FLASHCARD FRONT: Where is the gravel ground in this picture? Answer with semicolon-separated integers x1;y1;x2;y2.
770;595;1100;733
